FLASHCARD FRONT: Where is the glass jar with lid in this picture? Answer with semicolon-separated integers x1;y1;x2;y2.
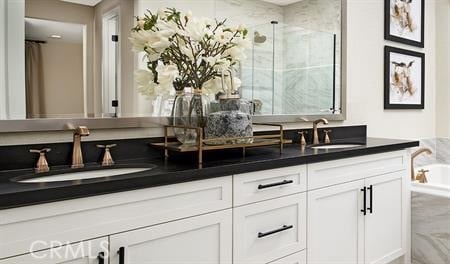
205;69;253;145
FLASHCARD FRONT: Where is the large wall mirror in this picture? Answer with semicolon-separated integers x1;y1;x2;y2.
0;0;345;131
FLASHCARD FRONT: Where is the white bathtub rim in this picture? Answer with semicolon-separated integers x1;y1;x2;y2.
411;186;450;198
412;163;450;198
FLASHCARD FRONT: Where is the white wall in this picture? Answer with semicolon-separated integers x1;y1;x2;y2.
435;0;450;138
39;41;85;118
342;0;437;140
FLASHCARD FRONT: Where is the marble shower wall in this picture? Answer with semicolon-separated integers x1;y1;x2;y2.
242;0;341;115
281;0;341;114
281;28;335;114
413;138;450;167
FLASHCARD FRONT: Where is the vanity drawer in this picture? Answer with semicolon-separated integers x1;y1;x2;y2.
233;193;306;264
233;165;307;206
307;150;406;190
268;250;306;264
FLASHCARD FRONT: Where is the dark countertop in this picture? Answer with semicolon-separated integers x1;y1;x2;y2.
0;137;418;209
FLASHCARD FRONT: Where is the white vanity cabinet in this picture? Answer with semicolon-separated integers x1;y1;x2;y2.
109;210;232;264
0;237;109;264
307;151;408;264
0;150;410;264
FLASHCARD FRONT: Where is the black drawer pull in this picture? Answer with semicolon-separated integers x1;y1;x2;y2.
97;252;104;264
367;185;373;214
118;247;125;264
258;180;294;189
258;225;294;238
361;187;367;215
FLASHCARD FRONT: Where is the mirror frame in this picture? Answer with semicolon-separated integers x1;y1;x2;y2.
0;0;347;133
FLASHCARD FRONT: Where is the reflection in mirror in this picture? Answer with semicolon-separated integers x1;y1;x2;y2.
1;0;343;121
25;18;86;118
242;23;338;115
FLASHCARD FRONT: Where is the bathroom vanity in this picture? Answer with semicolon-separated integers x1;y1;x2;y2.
0;134;418;264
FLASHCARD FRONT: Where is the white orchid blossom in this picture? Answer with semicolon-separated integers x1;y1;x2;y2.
135;69;157;99
130;8;249;99
203;75;242;95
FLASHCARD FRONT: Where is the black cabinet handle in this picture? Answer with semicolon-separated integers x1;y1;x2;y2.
118;247;125;264
97;252;104;264
258;225;294;238
258;180;294;189
367;185;373;214
361;187;367;215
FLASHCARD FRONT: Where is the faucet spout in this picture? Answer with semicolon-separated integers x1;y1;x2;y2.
312;118;329;145
411;147;432;181
72;126;90;168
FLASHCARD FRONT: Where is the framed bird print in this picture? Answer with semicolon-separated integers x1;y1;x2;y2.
384;46;425;109
385;0;425;48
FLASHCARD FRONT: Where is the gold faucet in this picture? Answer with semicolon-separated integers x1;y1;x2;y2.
411;147;432;181
312;118;329;145
72;126;90;168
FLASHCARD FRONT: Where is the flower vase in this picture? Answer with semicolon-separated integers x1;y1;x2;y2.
188;89;210;129
172;90;197;145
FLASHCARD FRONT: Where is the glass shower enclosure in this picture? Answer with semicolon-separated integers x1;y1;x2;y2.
240;21;340;116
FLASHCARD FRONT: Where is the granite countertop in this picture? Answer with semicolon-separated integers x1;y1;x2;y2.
0;137;418;209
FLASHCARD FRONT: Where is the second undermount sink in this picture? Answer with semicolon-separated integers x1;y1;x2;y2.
15;167;154;183
310;144;364;150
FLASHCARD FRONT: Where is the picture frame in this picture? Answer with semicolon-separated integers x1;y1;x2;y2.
384;0;425;48
384;46;425;109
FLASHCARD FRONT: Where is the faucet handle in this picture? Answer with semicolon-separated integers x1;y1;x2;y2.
323;130;332;144
416;169;429;183
30;148;51;173
97;144;117;149
30;148;51;154
97;144;116;166
298;131;308;146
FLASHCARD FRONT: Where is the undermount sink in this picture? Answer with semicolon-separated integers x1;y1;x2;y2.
310;144;364;150
15;167;154;183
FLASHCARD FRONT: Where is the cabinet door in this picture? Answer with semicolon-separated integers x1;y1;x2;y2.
109;209;232;264
0;237;108;264
364;172;405;264
307;180;365;264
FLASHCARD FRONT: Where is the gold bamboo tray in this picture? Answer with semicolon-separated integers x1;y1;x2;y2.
151;123;292;165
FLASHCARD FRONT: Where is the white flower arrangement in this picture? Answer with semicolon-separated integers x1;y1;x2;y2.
130;8;250;99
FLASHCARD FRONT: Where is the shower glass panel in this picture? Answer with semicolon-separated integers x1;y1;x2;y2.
241;22;338;116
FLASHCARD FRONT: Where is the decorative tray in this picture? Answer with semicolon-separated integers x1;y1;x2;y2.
150;123;292;165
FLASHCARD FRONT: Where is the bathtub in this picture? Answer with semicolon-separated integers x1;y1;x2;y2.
411;164;450;198
411;164;450;264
